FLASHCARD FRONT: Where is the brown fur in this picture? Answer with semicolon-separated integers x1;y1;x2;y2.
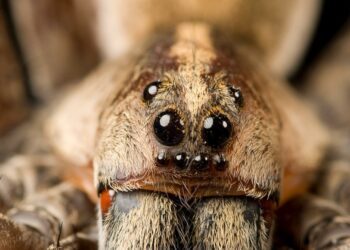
97;0;320;77
46;22;328;248
101;191;182;249
192;197;269;249
100;191;270;249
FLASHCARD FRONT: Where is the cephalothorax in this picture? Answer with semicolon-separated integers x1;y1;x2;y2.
43;22;327;249
1;1;350;249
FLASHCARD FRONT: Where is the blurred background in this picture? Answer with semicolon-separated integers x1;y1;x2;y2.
292;0;350;84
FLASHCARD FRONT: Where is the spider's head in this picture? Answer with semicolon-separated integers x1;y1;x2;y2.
46;22;328;250
95;23;281;202
92;24;288;249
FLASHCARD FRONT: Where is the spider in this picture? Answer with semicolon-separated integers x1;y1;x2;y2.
0;1;350;249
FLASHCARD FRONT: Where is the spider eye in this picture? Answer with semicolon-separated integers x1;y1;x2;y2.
229;87;243;107
202;114;232;148
143;81;161;102
153;109;185;146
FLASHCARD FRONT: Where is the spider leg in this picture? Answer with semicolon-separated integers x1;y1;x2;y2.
276;23;350;249
315;161;350;213
47;224;98;250
0;183;95;250
0;155;63;213
277;194;350;249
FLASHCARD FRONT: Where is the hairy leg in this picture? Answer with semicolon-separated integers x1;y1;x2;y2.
47;225;98;250
0;183;95;250
316;161;350;213
277;194;350;249
0;155;62;212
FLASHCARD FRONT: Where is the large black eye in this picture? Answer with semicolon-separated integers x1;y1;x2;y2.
202;114;232;148
153;109;185;146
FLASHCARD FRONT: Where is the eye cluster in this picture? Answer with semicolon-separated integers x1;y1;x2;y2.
153;109;233;149
152;109;231;171
156;150;228;172
142;81;243;149
142;81;244;172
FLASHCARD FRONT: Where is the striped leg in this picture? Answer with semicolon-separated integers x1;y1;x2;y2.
0;183;95;250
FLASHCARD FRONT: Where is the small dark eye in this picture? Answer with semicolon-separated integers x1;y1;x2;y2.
153;109;185;146
202;114;232;148
155;151;169;166
192;154;210;171
174;152;189;169
212;154;228;171
229;87;243;107
143;81;161;102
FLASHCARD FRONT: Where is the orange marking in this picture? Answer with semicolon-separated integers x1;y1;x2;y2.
100;189;112;215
